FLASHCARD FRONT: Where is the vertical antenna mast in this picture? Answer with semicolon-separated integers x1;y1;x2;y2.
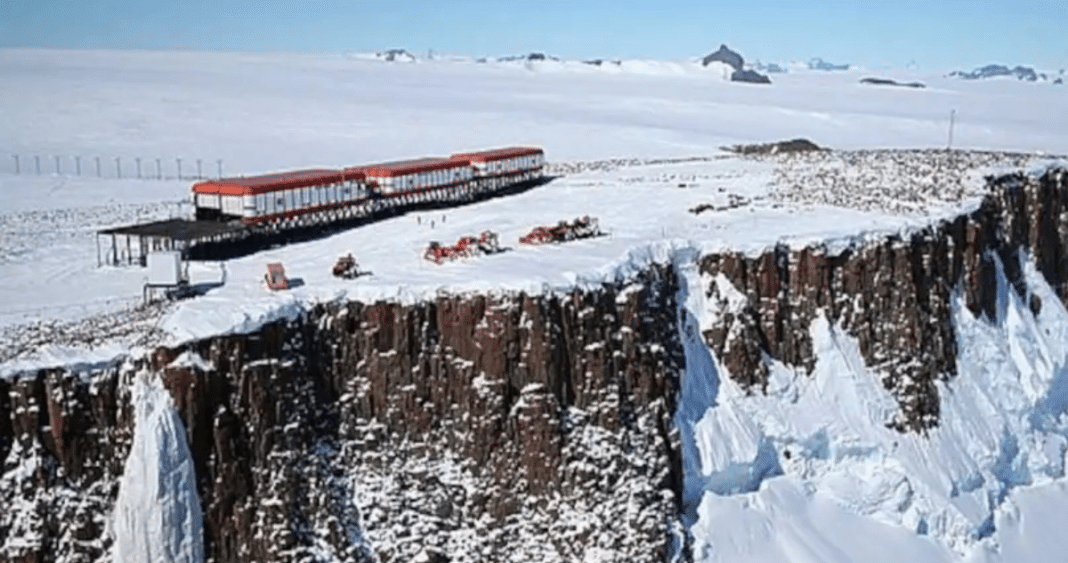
947;109;956;149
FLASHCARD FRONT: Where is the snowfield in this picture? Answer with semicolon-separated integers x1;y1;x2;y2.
3;48;1068;562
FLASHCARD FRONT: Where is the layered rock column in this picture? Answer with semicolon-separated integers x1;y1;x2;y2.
699;168;1068;431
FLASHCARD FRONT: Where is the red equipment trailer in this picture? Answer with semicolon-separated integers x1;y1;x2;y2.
424;231;501;264
519;216;602;245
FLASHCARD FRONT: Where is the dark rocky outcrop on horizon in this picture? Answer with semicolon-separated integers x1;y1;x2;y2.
701;44;744;71
860;77;926;88
724;138;825;155
582;58;622;67
497;53;561;63
950;64;1048;82
730;68;772;84
701;44;772;84
3;163;1068;561
375;49;417;63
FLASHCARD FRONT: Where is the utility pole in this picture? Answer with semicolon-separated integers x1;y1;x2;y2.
947;109;956;150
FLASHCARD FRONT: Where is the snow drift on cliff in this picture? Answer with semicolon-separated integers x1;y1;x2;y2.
678;252;1068;562
112;371;204;563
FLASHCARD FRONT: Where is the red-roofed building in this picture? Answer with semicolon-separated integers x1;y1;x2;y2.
187;146;545;228
191;168;366;222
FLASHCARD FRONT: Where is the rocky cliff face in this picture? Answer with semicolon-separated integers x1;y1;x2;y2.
2;166;1067;562
699;168;1068;431
2;267;686;563
0;365;133;563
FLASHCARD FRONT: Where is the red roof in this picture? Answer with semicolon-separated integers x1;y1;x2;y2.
450;146;544;163
345;157;469;178
192;169;348;196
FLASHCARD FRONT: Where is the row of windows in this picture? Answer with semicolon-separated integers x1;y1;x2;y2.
478;154;543;173
222;181;365;216
374;167;472;193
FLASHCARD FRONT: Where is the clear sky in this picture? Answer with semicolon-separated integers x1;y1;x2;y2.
1;0;1065;70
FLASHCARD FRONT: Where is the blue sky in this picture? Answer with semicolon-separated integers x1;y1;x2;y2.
1;1;1064;70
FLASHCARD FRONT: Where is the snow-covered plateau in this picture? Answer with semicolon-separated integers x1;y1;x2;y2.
2;48;1068;563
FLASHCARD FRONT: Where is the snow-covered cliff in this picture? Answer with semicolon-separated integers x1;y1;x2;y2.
3;167;1068;562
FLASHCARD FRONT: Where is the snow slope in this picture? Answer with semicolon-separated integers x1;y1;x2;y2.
112;370;204;563
678;253;1068;562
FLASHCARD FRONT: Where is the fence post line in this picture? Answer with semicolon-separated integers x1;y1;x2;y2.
115;157;121;179
35;155;40;175
75;156;81;175
176;158;182;180
13;155;18;174
156;158;162;180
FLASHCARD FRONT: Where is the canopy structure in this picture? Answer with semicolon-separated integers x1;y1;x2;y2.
96;218;250;267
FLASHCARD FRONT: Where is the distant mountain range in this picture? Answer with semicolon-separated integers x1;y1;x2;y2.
351;49;418;63
752;61;787;74
351;49;1064;86
749;57;851;74
807;57;851;71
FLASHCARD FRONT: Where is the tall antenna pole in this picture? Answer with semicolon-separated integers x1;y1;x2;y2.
947;109;956;150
